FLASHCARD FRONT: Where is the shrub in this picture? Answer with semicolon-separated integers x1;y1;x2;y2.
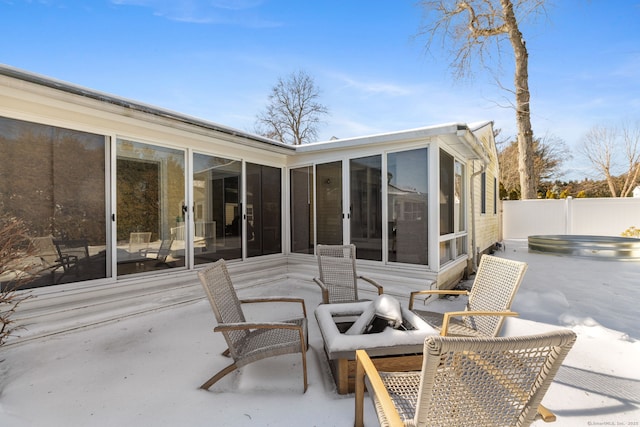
0;215;34;346
621;226;640;238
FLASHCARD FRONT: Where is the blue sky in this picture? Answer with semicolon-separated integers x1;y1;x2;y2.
2;0;639;180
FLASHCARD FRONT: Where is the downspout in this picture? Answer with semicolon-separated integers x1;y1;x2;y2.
470;160;485;273
457;126;490;273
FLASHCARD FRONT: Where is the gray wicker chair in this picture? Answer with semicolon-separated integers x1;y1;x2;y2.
355;330;577;427
409;255;527;337
314;244;383;304
197;259;309;392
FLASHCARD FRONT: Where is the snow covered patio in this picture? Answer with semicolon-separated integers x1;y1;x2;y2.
1;239;639;426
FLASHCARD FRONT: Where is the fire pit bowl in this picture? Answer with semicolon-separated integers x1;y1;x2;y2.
314;300;437;394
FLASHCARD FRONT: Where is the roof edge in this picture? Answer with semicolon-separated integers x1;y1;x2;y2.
0;63;294;151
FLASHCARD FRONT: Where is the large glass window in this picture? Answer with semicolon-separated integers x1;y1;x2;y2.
455;161;467;257
193;154;242;264
387;149;428;265
350;156;382;261
290;166;314;254
455;160;465;234
116;140;185;275
440;150;455;235
0;116;107;288
316;161;343;245
481;171;487;214
246;163;282;257
493;177;498;215
440;150;467;265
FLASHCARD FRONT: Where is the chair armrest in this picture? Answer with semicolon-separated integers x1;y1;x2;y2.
214;321;305;333
313;277;330;304
440;310;519;336
409;289;469;310
240;297;307;318
358;275;384;295
537;404;556;423
354;349;404;427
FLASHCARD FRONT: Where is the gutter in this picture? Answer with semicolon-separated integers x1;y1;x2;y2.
470;161;486;271
456;125;491;164
456;125;491;271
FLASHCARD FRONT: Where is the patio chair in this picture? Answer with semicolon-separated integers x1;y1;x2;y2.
355;329;577;427
53;238;91;281
27;235;65;278
314;244;383;304
128;231;151;256
409;255;527;337
197;259;309;392
140;239;174;264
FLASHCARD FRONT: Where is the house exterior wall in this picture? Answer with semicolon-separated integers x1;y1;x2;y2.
469;123;500;265
0;67;500;339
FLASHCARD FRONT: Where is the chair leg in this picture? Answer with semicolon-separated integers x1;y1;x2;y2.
200;363;238;390
301;348;308;393
221;348;230;357
354;353;365;427
298;328;308;393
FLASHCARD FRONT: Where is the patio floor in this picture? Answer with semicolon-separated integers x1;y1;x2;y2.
0;240;638;426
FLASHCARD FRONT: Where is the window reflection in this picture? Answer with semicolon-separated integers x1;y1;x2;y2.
290;166;314;254
193;154;242;263
0;116;107;288
246;163;282;257
387;149;428;265
116;140;185;275
440;151;467;265
350;156;382;261
440;150;454;235
316;161;343;245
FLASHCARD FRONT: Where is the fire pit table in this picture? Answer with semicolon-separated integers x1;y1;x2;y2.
314;300;437;394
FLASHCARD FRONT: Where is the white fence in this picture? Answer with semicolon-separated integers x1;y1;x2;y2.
502;197;640;239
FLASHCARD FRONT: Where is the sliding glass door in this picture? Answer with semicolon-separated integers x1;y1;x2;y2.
246;163;282;257
0;116;108;288
316;161;343;245
387;148;429;265
116;140;185;275
193;154;242;264
290;166;314;254
350;155;382;261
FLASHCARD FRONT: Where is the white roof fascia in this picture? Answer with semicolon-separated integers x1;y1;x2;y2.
457;125;491;165
294;122;465;153
0;63;295;155
0;64;494;163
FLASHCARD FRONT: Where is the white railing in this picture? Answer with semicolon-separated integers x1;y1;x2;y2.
502;197;640;239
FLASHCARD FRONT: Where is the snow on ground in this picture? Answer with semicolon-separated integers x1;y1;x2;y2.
0;239;638;426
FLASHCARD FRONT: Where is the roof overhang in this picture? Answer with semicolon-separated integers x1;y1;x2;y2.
0;63;295;154
0;64;493;163
296;122;492;164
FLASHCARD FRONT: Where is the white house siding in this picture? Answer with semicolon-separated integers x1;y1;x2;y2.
469;123;501;263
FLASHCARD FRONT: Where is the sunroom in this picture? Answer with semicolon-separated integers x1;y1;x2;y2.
0;65;499;327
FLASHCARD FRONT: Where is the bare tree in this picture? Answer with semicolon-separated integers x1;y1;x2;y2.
580;122;640;197
498;133;569;198
255;70;329;145
0;215;34;346
418;0;547;199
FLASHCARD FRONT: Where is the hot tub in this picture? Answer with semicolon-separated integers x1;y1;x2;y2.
528;235;640;261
